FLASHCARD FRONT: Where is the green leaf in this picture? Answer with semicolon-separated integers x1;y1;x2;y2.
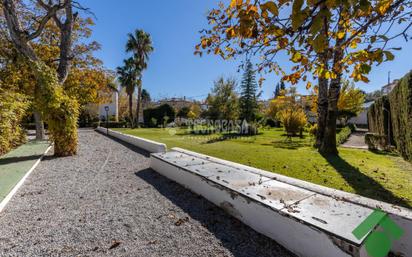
312;34;327;53
360;64;371;74
292;0;305;30
384;51;395;61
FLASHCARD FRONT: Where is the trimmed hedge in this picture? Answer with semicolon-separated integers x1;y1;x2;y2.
365;133;387;150
0;90;29;156
143;104;176;127
368;71;412;161
368;95;390;137
336;126;353;145
388;72;412;161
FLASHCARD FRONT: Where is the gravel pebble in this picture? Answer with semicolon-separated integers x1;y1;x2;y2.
0;129;294;257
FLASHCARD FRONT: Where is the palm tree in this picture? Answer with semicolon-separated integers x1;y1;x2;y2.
126;29;154;126
116;58;138;128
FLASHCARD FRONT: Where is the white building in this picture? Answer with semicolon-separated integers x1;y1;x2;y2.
86;90;119;121
348;101;374;126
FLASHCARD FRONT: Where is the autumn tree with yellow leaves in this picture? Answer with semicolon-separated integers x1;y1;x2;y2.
1;0;112;156
196;0;412;154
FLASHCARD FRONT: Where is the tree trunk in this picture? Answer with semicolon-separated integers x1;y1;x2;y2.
316;77;329;147
315;4;330;149
33;111;46;140
320;79;341;154
136;86;142;128
128;93;134;128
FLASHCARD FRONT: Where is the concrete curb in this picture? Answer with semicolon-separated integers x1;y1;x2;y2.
0;145;52;213
171;147;412;219
151;147;412;257
95;127;167;153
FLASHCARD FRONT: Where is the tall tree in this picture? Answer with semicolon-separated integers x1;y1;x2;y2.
279;81;286;91
2;0;81;156
117;58;137;128
274;83;280;98
196;0;412;154
141;88;151;109
239;60;259;122
206;77;239;121
125;29;154;126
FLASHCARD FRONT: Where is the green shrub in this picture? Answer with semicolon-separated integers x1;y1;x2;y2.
277;108;307;136
143;104;175;127
388;71;412;161
308;123;318;137
189;125;217;135
336;126;352;145
0;89;29;156
368;71;412;161
34;62;79;156
367;95;390;138
365;133;387;150
239;122;259;135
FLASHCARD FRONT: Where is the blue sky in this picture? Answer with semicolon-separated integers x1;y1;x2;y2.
82;0;412;100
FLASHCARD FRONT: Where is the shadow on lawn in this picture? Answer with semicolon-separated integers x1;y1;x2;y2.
135;168;296;257
203;133;257;144
262;140;309;150
321;153;410;208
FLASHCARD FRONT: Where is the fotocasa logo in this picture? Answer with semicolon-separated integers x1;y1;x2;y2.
352;209;404;257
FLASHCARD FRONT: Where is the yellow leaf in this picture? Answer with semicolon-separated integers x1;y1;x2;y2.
306;82;312;89
337;31;345;39
230;0;243;8
350;40;358;49
260;2;278;16
291;52;302;63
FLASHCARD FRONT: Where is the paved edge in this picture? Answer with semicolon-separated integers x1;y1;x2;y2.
0;144;52;213
95;127;167;153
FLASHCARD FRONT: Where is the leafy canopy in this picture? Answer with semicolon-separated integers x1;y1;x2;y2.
196;0;412;86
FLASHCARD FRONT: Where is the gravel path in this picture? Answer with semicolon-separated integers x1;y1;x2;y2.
0;129;294;257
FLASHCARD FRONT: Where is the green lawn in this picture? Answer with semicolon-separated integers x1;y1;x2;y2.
115;127;412;209
0;140;50;202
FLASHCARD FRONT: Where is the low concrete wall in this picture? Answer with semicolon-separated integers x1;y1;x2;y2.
151;148;412;257
96;127;166;153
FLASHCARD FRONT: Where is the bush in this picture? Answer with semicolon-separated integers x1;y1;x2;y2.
143;104;175;128
365;133;387;150
367;95;390;138
0;90;29;156
368;71;412;161
239;122;259;135
388;71;412;161
189;125;217;135
265;118;279;128
277;108;307;136
308;123;318;137
176;106;190;118
336;126;352;145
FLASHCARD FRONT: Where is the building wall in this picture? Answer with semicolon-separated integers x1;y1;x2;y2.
86;91;119;121
348;109;368;125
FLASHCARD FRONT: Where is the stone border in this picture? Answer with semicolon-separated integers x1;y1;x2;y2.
0;145;52;213
171;147;412;219
151;147;412;257
95;127;166;153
